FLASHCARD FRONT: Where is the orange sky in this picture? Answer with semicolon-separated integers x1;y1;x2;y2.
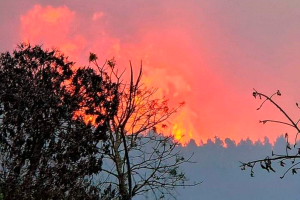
2;2;300;145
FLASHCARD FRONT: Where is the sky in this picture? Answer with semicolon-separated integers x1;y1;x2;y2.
1;0;300;199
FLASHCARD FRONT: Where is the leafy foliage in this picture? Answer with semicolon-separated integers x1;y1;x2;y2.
0;44;196;200
0;44;119;199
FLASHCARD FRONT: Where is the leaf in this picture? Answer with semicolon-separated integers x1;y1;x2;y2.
269;166;276;172
161;124;168;129
169;167;178;176
277;90;281;96
260;162;267;170
107;58;116;68
89;52;98;63
259;120;267;124
179;101;185;106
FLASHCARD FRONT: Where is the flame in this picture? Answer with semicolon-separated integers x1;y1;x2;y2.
174;123;193;143
73;110;97;125
18;4;221;146
168;106;197;145
172;123;185;141
19;4;288;146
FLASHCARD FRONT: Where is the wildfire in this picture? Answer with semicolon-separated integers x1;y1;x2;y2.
20;4;283;147
172;123;184;141
72;110;97;125
169;107;195;145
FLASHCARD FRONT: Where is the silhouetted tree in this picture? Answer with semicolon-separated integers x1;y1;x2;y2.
89;55;198;200
0;43;196;200
0;44;119;199
241;89;300;178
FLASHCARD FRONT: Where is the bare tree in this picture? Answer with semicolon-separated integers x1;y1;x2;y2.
89;55;198;200
241;89;300;179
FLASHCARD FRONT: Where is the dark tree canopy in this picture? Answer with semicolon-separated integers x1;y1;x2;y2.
0;44;119;199
0;44;196;200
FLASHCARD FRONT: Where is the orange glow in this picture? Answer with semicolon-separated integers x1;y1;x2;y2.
93;12;104;20
20;5;86;61
168;106;197;145
20;4;288;146
172;124;184;141
73;110;97;125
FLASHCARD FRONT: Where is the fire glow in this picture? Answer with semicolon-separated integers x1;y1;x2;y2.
19;4;287;146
